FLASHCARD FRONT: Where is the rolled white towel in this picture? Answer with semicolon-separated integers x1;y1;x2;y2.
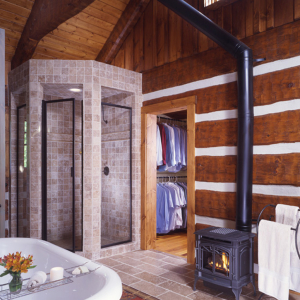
27;271;47;289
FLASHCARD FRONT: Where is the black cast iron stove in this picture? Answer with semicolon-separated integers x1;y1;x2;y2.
194;227;256;300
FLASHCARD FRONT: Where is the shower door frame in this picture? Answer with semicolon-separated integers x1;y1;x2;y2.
16;103;26;237
41;98;76;252
101;102;132;248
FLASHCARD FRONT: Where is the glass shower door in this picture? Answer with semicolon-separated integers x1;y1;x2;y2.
42;98;83;252
101;102;132;248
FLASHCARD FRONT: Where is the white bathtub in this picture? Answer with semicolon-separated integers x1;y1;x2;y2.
0;238;122;300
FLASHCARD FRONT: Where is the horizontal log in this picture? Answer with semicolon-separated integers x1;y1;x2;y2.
196;109;300;147
195;223;212;231
196;153;300;186
196;119;237;148
143;62;300;112
196;155;237;182
195;190;300;221
195;64;300;114
195;190;236;221
142;19;300;94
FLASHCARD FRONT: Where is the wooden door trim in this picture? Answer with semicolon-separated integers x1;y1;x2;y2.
141;96;196;264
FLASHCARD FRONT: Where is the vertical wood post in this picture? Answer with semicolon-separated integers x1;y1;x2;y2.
141;113;157;249
187;103;195;264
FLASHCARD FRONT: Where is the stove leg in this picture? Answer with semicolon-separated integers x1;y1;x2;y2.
232;288;242;300
250;281;257;296
193;276;199;291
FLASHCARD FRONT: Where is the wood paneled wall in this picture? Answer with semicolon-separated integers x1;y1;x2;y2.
111;0;300;79
134;0;300;264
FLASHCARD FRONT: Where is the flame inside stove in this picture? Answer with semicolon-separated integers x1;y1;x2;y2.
221;252;229;271
208;252;229;273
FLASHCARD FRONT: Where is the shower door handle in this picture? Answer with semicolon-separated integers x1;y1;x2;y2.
71;167;74;177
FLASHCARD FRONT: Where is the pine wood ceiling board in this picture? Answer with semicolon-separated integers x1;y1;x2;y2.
5;52;13;62
99;0;128;11
31;50;57;59
5;43;15;53
96;0;152;64
40;34;100;56
36;37;96;59
57;22;107;44
5;0;34;10
4;28;21;40
90;1;123;19
83;5;119;25
72;12;115;32
5;35;18;47
33;46;88;60
36;38;95;59
11;0;97;69
50;28;104;50
65;16;111;38
0;0;31;18
0;17;24;32
0;8;27;26
5;44;16;61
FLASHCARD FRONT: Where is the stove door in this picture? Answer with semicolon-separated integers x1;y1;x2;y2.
200;242;232;279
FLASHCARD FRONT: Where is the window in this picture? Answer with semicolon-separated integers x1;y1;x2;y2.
24;121;27;168
204;0;220;7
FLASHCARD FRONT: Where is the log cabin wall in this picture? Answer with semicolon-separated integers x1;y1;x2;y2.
109;0;300;264
110;0;300;77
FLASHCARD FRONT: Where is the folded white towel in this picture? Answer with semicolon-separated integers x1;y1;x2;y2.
276;204;300;293
27;271;47;289
276;204;299;227
258;220;291;300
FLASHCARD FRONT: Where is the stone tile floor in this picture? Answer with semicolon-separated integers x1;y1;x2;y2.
96;249;300;300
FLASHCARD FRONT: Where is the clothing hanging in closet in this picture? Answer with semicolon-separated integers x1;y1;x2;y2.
156;182;187;234
156;123;187;173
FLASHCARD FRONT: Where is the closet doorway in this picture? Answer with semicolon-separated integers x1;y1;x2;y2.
141;96;196;264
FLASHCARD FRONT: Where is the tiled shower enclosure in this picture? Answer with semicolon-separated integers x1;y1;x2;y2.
9;60;142;260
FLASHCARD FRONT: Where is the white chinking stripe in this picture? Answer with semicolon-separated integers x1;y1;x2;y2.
195;181;300;197
143;73;238;101
195;98;300;123
195;142;300;156
195;109;237;122
143;55;300;101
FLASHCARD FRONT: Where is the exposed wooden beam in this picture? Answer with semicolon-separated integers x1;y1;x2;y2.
95;0;151;64
11;0;96;69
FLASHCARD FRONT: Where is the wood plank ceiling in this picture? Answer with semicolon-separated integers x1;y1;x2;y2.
0;0;130;63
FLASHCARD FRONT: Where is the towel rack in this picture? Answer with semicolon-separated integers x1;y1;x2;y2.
256;204;300;260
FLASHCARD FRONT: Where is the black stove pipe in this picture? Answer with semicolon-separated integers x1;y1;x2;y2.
158;0;254;232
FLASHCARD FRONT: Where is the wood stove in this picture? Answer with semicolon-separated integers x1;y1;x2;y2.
194;227;256;300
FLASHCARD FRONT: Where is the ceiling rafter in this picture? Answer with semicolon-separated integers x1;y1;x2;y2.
96;0;151;64
11;0;96;69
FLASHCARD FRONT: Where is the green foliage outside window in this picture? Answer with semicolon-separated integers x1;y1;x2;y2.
24;121;27;168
